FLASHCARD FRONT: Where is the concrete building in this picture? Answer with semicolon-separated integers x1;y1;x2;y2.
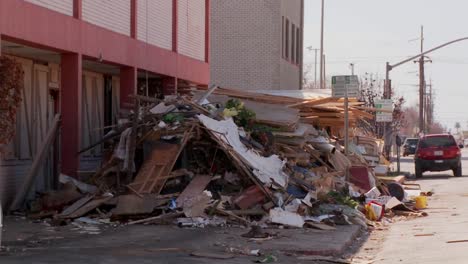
0;0;209;209
210;0;304;91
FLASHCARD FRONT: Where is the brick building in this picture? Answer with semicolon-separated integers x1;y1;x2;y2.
0;0;209;208
210;0;304;91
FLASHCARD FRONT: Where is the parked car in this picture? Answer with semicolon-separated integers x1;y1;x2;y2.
414;134;462;178
402;138;419;156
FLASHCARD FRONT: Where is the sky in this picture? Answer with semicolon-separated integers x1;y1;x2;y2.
303;0;468;130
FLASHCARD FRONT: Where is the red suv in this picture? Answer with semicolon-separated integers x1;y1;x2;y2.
415;134;462;178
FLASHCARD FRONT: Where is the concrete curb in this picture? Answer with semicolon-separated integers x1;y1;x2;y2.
281;225;363;256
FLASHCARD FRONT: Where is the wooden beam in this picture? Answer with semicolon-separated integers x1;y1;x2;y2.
10;114;61;210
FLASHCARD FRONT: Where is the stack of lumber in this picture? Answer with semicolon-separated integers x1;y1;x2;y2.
203;87;376;133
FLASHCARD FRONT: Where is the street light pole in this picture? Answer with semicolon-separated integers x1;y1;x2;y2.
319;0;325;89
385;36;468;99
384;36;468;155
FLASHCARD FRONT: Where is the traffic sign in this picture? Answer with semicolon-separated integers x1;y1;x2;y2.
375;99;393;123
331;75;359;98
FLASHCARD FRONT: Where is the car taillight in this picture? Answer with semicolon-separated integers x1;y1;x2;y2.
417;149;430;159
443;146;460;159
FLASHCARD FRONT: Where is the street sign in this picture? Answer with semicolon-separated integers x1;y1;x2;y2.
375;99;393;122
331;75;359;98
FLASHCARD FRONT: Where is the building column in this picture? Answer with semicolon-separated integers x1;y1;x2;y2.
120;66;137;109
130;0;137;39
172;0;178;52
73;0;82;19
205;0;210;63
61;53;82;177
162;76;177;95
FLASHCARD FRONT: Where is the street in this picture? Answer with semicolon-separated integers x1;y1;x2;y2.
356;148;468;264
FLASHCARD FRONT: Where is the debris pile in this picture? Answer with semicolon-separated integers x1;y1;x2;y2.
23;87;426;232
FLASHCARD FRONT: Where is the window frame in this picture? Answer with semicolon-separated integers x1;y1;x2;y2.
281;16;285;58
296;27;300;65
291;24;295;63
285;19;289;59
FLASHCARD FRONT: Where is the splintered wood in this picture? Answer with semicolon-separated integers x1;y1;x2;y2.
128;127;193;195
176;175;212;207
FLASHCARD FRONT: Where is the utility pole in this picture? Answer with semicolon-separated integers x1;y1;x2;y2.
350;63;355;75
426;80;433;128
319;0;325;89
415;26;433;134
418;25;425;134
384;35;468;154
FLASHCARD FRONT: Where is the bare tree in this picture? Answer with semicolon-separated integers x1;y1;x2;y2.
357;73;406;138
302;63;315;89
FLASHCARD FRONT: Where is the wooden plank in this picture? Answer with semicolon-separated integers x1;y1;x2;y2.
316;101;364;108
128;212;184;225
129;127;193;195
126;98;139;182
59;195;94;217
288;97;337;108
128;144;178;194
447;240;468;244
112;194;169;216
144;165;167;193
349;108;374;119
214;208;249;224
176;175;212;207
195;84;218;105
300;112;344;118
10;114;61;211
64;196;113;219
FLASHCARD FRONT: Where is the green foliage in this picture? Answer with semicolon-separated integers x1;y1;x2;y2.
327;191;359;209
163;113;184;123
224;99;256;128
225;98;243;110
236;107;256;127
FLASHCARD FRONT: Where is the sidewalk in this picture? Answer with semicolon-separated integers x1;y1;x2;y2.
1;216;362;263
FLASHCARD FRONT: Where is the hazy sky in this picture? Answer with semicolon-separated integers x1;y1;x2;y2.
304;0;468;130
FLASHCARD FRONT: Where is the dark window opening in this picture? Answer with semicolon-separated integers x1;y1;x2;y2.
291;24;295;63
285;19;289;59
296;27;300;65
281;16;284;58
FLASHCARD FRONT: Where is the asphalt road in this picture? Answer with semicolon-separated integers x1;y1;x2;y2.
370;148;468;263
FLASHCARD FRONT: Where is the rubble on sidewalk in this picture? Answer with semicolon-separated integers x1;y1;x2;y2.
18;87;429;237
